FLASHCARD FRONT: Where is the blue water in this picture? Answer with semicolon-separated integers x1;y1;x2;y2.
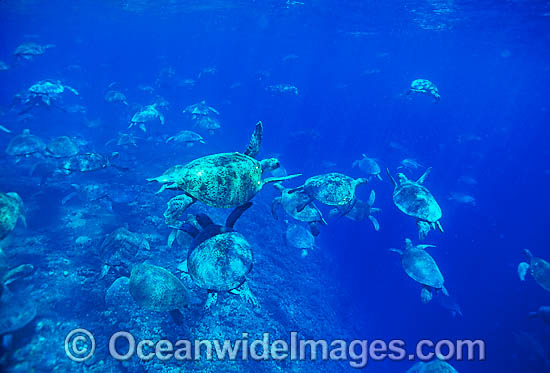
1;1;550;372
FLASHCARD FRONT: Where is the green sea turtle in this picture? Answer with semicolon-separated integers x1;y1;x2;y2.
329;190;381;231
179;203;258;308
5;129;46;159
147;121;300;214
105;132;140;148
390;238;448;303
285;224;316;258
61;152;122;173
18;80;78;114
182;100;219;119
13;42;55;60
0;192;26;240
271;182;326;236
166;130;205;146
387;168;443;239
194;115;221;134
45;136;80;158
163;194;195;229
407;79;440;102
100;227;150;278
352;154;382;181
129;263;189;323
290;173;368;214
104;90;128;105
518;249;550;292
128;104;164;132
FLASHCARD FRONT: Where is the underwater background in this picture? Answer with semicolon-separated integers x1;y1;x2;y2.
1;0;550;372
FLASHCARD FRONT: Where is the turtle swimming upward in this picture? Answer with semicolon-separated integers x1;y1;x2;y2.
147;121;301;214
387;167;443;239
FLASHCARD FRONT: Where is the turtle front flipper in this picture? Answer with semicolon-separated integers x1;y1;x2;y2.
296;196;315;213
518;262;530;281
368;215;380;231
386;169;397;188
367;190;376;206
225;202;252;229
262;173;302;186
244;121;263;158
416;167;432;184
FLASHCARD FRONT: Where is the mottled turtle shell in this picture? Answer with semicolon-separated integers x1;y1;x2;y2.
187;232;253;292
0;291;37;335
6;130;46;156
62;153;109;172
354;156;381;177
131;105;160;123
393;182;442;223
129;263;188;312
525;250;550;292
0;192;24;240
46;136;80;158
194;116;221;132
401;247;444;289
285;224;314;250
166;130;204;144
175;152;264;208
304;173;358;206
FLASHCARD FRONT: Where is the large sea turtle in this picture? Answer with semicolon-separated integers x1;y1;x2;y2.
352;154;382;181
104;90;128;106
166;130;205;146
5;129;46;159
387;168;443;239
290;173;368;214
129;263;189;323
390;238;448;303
128;104;164;132
179;203;258;308
329;190;381;231
407;79;440;102
193;115;221;134
518;249;550;292
20;80;78;113
271;182;326;236
45;136;80;158
0;192;26;240
13;42;55;60
285;224;316;258
61;152;122;173
147;121;300;214
182;100;219;119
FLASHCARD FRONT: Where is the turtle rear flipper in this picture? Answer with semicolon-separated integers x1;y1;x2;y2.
296;196;315;213
389;248;403;255
225;202;252;229
244;121;263;158
230;282;259;307
420;287;433;303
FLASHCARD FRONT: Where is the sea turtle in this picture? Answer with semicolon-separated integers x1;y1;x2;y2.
399;158;424;171
271;182;326;236
100;227;150;278
182;100;219;119
290;173;368;214
61;152;122;173
528;306;550;324
166;130;205;146
147;121;300;214
390;238;448;303
104;90;128;105
285;224;316;258
129;263;189;323
45;136;80;158
105;132;140;149
387;167;443;239
407;358;458;373
407;79;440;102
266;84;299;96
18;80;78;114
163;194;195;229
193;115;221;134
179;203;258;308
128;104;164;132
329;190;381;231
13;42;55;60
518;249;550;292
5;129;46;159
352;154;382;181
0;192;26;240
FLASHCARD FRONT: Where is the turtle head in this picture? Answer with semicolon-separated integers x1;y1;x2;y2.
397;173;408;184
260;158;280;172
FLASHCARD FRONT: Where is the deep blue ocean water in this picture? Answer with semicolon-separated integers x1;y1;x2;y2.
1;1;550;372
